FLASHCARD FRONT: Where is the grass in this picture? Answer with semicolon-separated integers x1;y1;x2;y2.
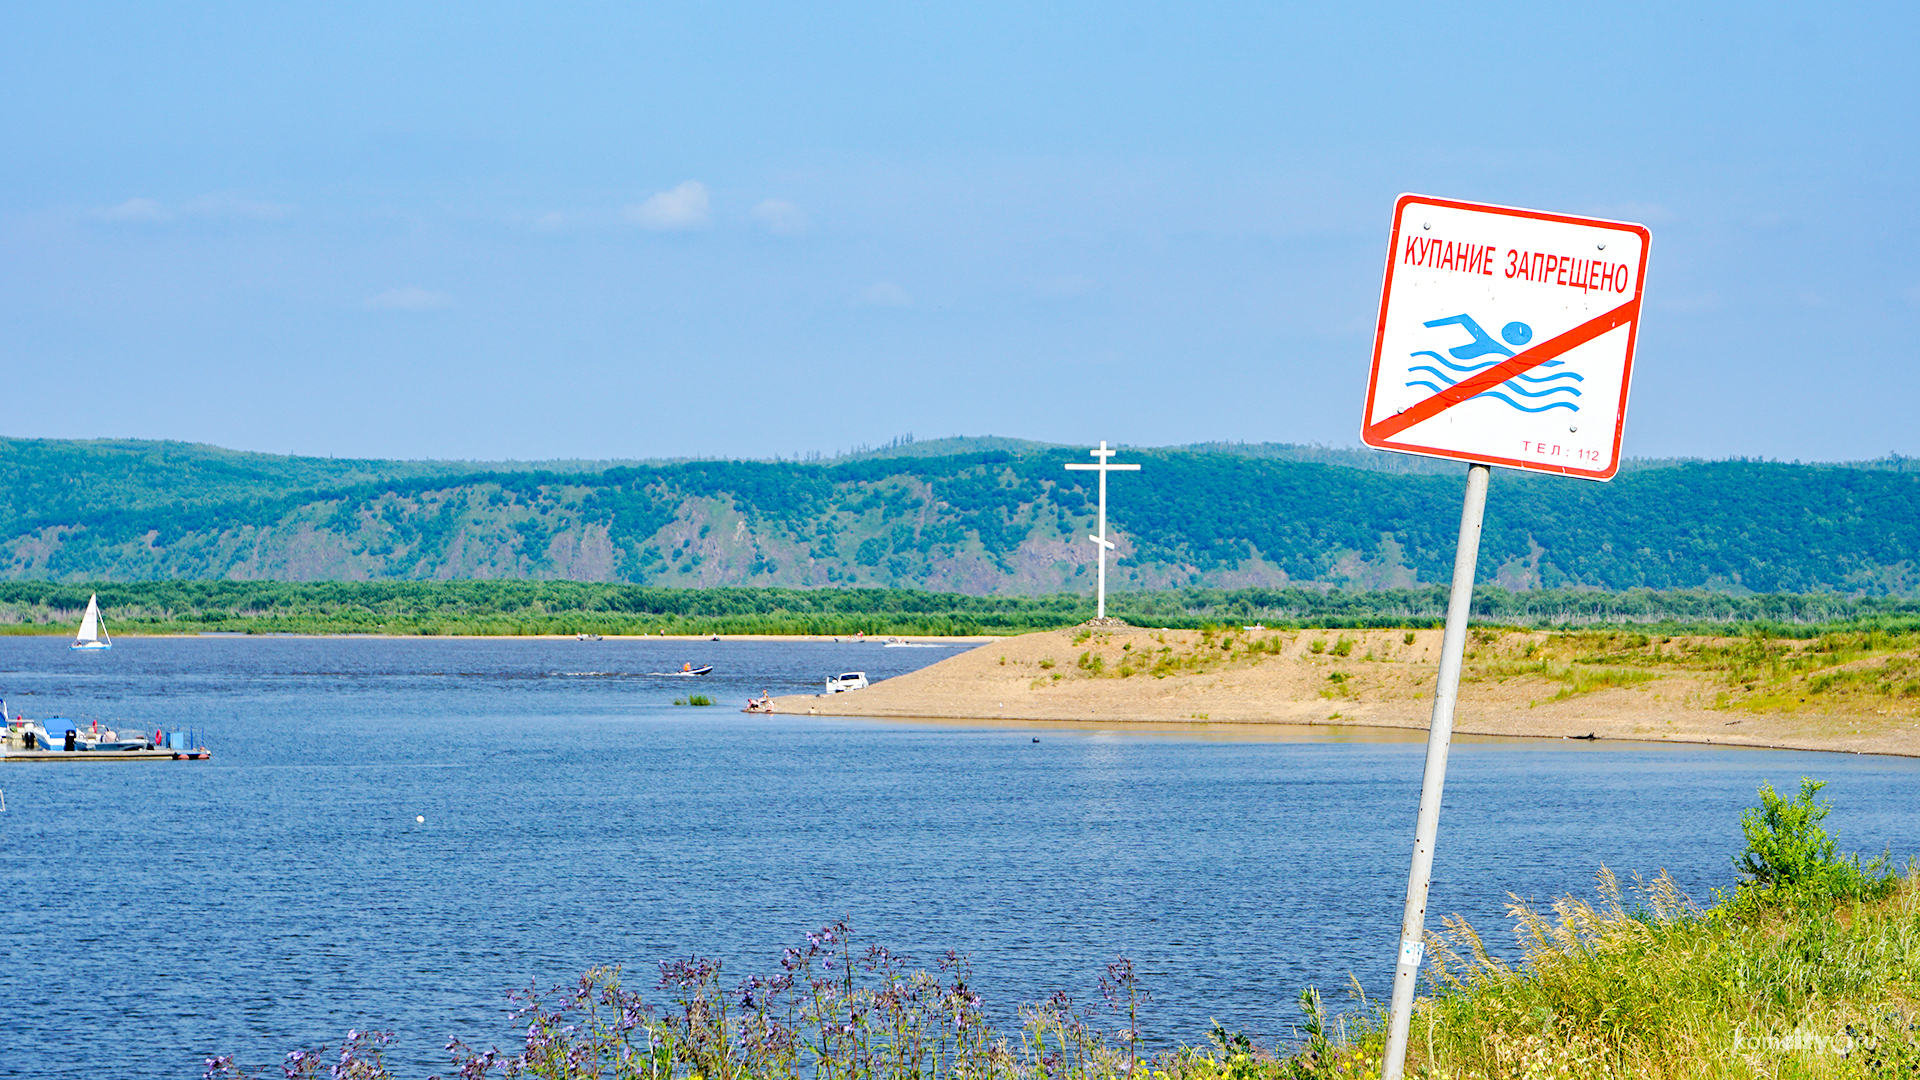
1341;776;1916;1079
1453;626;1920;716
1051;628;1305;682
1004;622;1920;724
1474;657;1660;702
1407;868;1920;1078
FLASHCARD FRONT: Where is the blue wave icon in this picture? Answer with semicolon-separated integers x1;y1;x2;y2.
1403;314;1580;414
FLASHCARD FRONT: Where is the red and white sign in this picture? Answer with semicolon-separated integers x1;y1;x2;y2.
1360;194;1650;480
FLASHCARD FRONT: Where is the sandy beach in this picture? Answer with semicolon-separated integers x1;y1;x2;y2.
775;624;1920;758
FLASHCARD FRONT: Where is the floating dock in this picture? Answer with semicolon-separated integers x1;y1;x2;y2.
5;718;210;761
2;749;211;763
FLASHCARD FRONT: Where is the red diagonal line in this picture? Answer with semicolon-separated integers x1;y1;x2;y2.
1367;297;1641;443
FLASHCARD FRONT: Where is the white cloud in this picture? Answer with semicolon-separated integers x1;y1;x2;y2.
90;198;170;223
183;193;293;220
860;282;913;307
624;181;710;230
751;198;808;236
366;286;454;312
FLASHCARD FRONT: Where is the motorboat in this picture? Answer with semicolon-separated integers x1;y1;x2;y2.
64;719;153;752
2;717;57;752
575;633;603;641
651;664;714;677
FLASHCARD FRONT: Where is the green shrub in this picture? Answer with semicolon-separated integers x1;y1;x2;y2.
1732;776;1898;907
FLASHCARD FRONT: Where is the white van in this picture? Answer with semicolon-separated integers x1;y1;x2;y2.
825;671;870;693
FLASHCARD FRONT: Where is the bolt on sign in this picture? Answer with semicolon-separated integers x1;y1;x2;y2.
1360;194;1651;480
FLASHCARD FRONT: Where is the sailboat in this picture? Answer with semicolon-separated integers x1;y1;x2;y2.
71;594;112;651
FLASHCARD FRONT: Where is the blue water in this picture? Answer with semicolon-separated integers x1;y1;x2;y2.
1;637;1914;1078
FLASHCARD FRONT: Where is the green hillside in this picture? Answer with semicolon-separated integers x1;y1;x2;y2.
2;437;1917;596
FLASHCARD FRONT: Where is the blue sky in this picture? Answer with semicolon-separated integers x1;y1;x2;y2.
3;2;1915;463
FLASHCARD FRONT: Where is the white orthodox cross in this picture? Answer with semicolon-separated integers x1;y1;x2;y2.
1063;441;1140;620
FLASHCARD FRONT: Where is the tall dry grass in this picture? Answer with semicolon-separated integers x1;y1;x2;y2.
1408;868;1920;1078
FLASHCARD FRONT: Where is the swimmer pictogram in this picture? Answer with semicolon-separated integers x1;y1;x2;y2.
1365;296;1639;444
1404;313;1581;415
1359;193;1651;481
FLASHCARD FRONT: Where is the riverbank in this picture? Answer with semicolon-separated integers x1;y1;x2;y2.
776;625;1920;758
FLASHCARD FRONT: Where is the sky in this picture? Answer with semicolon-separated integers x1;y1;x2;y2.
3;1;1916;464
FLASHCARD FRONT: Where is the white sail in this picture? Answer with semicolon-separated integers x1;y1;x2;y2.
71;594;112;650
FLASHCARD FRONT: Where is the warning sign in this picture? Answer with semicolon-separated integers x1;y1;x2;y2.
1360;194;1650;480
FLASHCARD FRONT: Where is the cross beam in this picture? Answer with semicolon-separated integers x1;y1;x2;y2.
1063;441;1141;620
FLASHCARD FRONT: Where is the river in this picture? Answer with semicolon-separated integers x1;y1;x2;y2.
0;636;1912;1077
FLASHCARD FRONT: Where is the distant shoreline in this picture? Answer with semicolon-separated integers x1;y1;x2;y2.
0;631;1005;643
8;581;1920;644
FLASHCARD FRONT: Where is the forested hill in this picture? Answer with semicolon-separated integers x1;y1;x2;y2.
3;437;1918;596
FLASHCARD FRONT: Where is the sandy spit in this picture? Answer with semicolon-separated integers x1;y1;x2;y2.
774;626;1920;759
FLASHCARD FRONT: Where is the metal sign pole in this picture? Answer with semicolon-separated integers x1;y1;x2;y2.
1381;461;1490;1080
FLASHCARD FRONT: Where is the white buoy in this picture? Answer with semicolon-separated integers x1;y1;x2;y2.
415;815;425;823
